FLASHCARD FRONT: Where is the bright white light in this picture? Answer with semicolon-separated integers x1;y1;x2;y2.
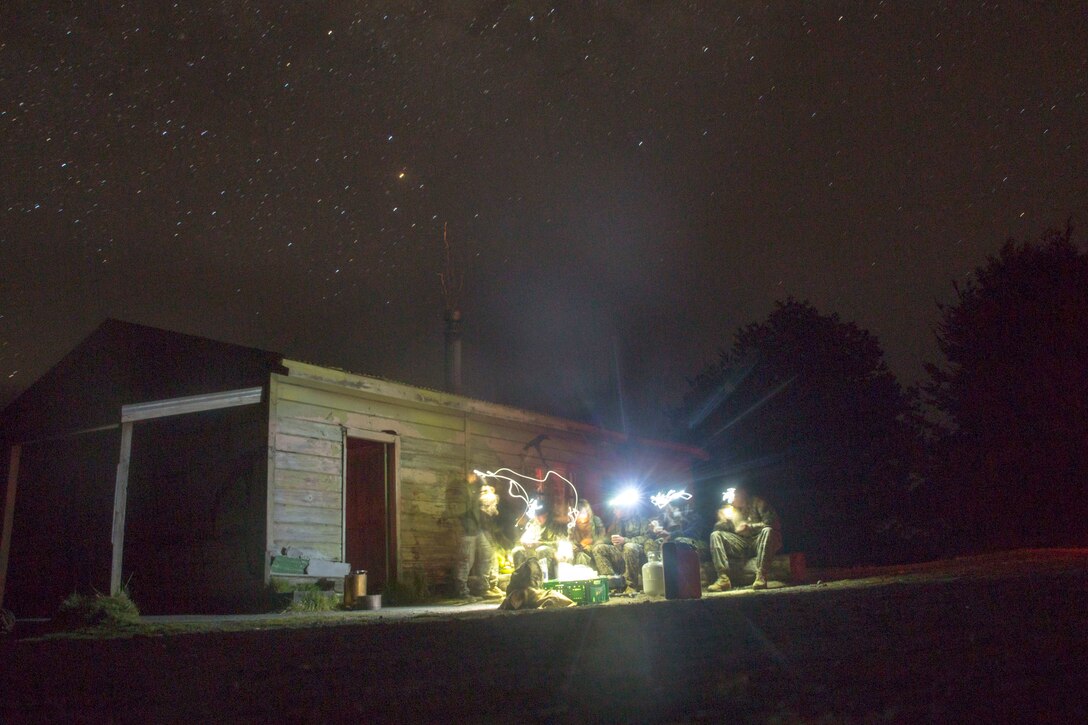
556;562;598;581
722;487;736;504
556;539;574;562
608;487;641;509
650;489;692;509
474;467;580;530
525;498;542;519
520;519;542;545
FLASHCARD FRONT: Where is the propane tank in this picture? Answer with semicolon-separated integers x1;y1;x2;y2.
642;550;665;596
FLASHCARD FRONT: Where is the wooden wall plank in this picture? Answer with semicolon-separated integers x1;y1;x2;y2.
276;399;466;445
275;433;342;458
399;500;449;518
399;437;464;459
399;530;458;548
276;383;465;432
274;522;341;544
275;417;343;441
274;469;341;493
274;451;341;476
398;468;464;487
271;541;340;561
399;453;463;475
274;503;341;527
468;431;594;458
274;488;342;509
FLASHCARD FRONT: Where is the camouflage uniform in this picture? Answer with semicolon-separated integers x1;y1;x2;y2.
570;512;607;569
511;516;565;582
592;512;664;590
659;500;710;576
454;479;498;598
709;495;782;583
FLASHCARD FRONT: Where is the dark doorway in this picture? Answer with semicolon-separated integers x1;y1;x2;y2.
345;437;396;593
123;405;267;614
5;429;118;617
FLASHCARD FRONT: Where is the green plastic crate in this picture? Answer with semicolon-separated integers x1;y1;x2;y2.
270;555;308;575
542;577;610;605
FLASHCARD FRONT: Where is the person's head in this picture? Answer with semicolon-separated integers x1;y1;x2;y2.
479;483;498;515
731;487;750;509
575;500;594;526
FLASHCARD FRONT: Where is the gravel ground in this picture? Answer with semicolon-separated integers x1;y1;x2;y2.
2;549;1086;723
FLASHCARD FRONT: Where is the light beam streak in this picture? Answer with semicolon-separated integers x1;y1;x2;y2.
650;489;692;509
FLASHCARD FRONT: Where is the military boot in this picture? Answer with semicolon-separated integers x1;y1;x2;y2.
752;571;768;589
707;574;732;592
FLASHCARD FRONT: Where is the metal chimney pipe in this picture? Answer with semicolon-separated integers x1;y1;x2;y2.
444;308;463;395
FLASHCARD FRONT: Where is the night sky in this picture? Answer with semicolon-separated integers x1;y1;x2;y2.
3;2;1086;437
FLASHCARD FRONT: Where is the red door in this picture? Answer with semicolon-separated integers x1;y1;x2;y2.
344;438;395;593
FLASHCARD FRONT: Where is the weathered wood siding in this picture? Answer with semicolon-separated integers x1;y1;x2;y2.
268;362;704;591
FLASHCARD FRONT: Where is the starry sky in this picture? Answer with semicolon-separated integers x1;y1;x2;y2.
2;2;1086;437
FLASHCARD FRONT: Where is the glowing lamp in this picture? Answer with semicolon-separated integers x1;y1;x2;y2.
608;487;641;509
722;487;736;504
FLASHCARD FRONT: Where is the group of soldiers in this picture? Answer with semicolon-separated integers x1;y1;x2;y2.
455;473;783;600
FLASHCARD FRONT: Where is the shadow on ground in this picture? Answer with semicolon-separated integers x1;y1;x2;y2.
2;550;1086;723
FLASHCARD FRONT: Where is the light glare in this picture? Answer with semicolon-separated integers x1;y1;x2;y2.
608;487;641;508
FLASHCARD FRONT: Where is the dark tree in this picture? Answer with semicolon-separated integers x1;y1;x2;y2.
922;224;1088;550
675;298;915;566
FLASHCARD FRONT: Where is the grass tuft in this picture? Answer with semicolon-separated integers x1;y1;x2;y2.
284;588;341;612
52;590;142;634
382;571;430;606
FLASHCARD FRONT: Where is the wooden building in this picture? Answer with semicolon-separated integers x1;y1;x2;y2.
1;320;705;616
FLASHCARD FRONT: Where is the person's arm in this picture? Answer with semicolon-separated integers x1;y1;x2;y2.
752;500;779;529
648;519;669;541
591;516;608;546
713;506;736;532
744;499;779;532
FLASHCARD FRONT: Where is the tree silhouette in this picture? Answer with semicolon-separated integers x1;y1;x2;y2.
675;298;915;566
922;224;1088;550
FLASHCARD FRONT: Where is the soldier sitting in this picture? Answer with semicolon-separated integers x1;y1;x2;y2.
707;486;782;592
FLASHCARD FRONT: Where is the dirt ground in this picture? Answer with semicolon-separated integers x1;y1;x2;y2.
2;549;1087;723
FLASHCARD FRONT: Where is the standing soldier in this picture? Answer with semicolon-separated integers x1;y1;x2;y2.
454;473;503;600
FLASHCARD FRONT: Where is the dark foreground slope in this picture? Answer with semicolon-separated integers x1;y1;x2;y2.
2;550;1087;723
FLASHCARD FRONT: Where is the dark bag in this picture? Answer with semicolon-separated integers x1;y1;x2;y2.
662;541;701;600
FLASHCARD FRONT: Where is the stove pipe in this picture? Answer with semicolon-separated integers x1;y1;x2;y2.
444;308;463;395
